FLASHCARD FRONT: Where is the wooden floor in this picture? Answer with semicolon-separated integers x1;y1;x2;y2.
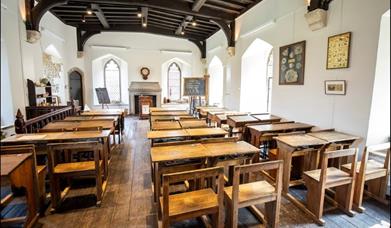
36;117;390;228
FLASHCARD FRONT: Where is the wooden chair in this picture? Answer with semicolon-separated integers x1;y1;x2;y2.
341;143;390;212
47;142;104;211
159;167;225;228
0;145;47;214
302;148;357;225
224;160;283;228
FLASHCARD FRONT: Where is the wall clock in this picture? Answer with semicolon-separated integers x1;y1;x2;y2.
140;67;150;80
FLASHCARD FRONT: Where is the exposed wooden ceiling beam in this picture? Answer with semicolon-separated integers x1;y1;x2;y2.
91;3;110;28
192;0;207;12
141;7;148;27
175;15;193;35
69;0;235;22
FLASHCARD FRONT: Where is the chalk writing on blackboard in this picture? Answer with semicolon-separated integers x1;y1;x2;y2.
95;88;111;104
183;78;205;96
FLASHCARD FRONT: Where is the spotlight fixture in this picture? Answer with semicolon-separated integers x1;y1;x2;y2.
86;7;93;15
142;22;147;27
81;15;86;23
137;12;142;18
191;19;197;26
181;30;185;35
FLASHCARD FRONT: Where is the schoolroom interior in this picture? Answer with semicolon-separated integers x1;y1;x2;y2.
1;0;390;227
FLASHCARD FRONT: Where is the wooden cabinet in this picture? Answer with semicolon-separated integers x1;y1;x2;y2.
27;79;56;107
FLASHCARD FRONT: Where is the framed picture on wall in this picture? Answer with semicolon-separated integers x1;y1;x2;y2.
326;32;352;69
279;40;306;85
324;80;346;95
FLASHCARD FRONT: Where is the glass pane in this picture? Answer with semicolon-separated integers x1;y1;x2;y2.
105;60;121;103
168;63;181;100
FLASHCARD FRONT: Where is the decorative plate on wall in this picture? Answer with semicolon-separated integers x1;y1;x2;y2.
140;67;150;80
279;40;306;85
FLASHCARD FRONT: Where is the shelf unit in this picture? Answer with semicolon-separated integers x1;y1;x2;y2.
27;79;55;106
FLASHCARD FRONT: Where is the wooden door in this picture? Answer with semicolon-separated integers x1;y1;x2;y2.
69;71;84;109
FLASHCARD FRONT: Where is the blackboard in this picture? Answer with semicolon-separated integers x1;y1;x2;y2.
95;88;111;104
183;78;206;96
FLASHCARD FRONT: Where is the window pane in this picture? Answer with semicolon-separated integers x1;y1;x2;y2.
105;60;121;103
168;63;181;100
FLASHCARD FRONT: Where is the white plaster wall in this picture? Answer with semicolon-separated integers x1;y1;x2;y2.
207;0;390;143
366;11;390;145
84;32;204;107
1;0;83;118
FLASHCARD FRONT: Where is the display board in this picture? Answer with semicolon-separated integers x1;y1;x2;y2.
95;88;111;105
183;77;206;96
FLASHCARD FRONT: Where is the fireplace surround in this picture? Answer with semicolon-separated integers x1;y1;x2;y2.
128;82;161;114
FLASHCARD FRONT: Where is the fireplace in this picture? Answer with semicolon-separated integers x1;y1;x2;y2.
134;95;157;114
128;82;161;114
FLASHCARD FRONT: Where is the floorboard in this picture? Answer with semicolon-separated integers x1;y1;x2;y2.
33;117;390;228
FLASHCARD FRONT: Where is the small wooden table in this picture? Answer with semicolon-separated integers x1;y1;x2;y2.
251;114;281;122
151;121;182;130
81;109;125;132
248;122;314;147
150;107;187;112
209;111;245;127
199;107;226;119
1;131;112;179
150;111;190;116
274;134;327;193
147;128;227;146
226;115;261;137
179;120;208;129
1;153;39;228
308;131;361;144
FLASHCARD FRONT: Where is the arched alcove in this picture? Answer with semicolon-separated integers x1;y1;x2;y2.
240;39;273;113
92;54;129;105
43;44;65;104
208;56;224;107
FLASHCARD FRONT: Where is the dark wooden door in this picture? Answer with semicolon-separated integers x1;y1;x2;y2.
69;71;84;109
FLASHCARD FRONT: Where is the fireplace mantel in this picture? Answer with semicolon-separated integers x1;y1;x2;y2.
128;82;161;114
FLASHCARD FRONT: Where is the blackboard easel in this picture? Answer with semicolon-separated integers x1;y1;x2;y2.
95;88;111;109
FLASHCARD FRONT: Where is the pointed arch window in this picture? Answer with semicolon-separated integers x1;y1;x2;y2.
167;62;181;100
104;59;121;103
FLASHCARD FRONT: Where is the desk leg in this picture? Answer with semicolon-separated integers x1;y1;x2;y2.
228;126;233;137
154;162;159;203
103;137;109;180
277;142;295;193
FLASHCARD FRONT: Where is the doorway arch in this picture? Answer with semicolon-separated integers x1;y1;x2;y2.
68;68;84;109
240;39;273;113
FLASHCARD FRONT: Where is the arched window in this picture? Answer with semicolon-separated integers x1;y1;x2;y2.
167;62;181;100
266;51;273;112
104;59;121;103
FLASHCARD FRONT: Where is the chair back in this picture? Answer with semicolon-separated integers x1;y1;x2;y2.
319;148;358;186
362;143;390;173
38;128;65;133
161;166;225;220
231;160;283;202
73;126;103;131
47;141;102;172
